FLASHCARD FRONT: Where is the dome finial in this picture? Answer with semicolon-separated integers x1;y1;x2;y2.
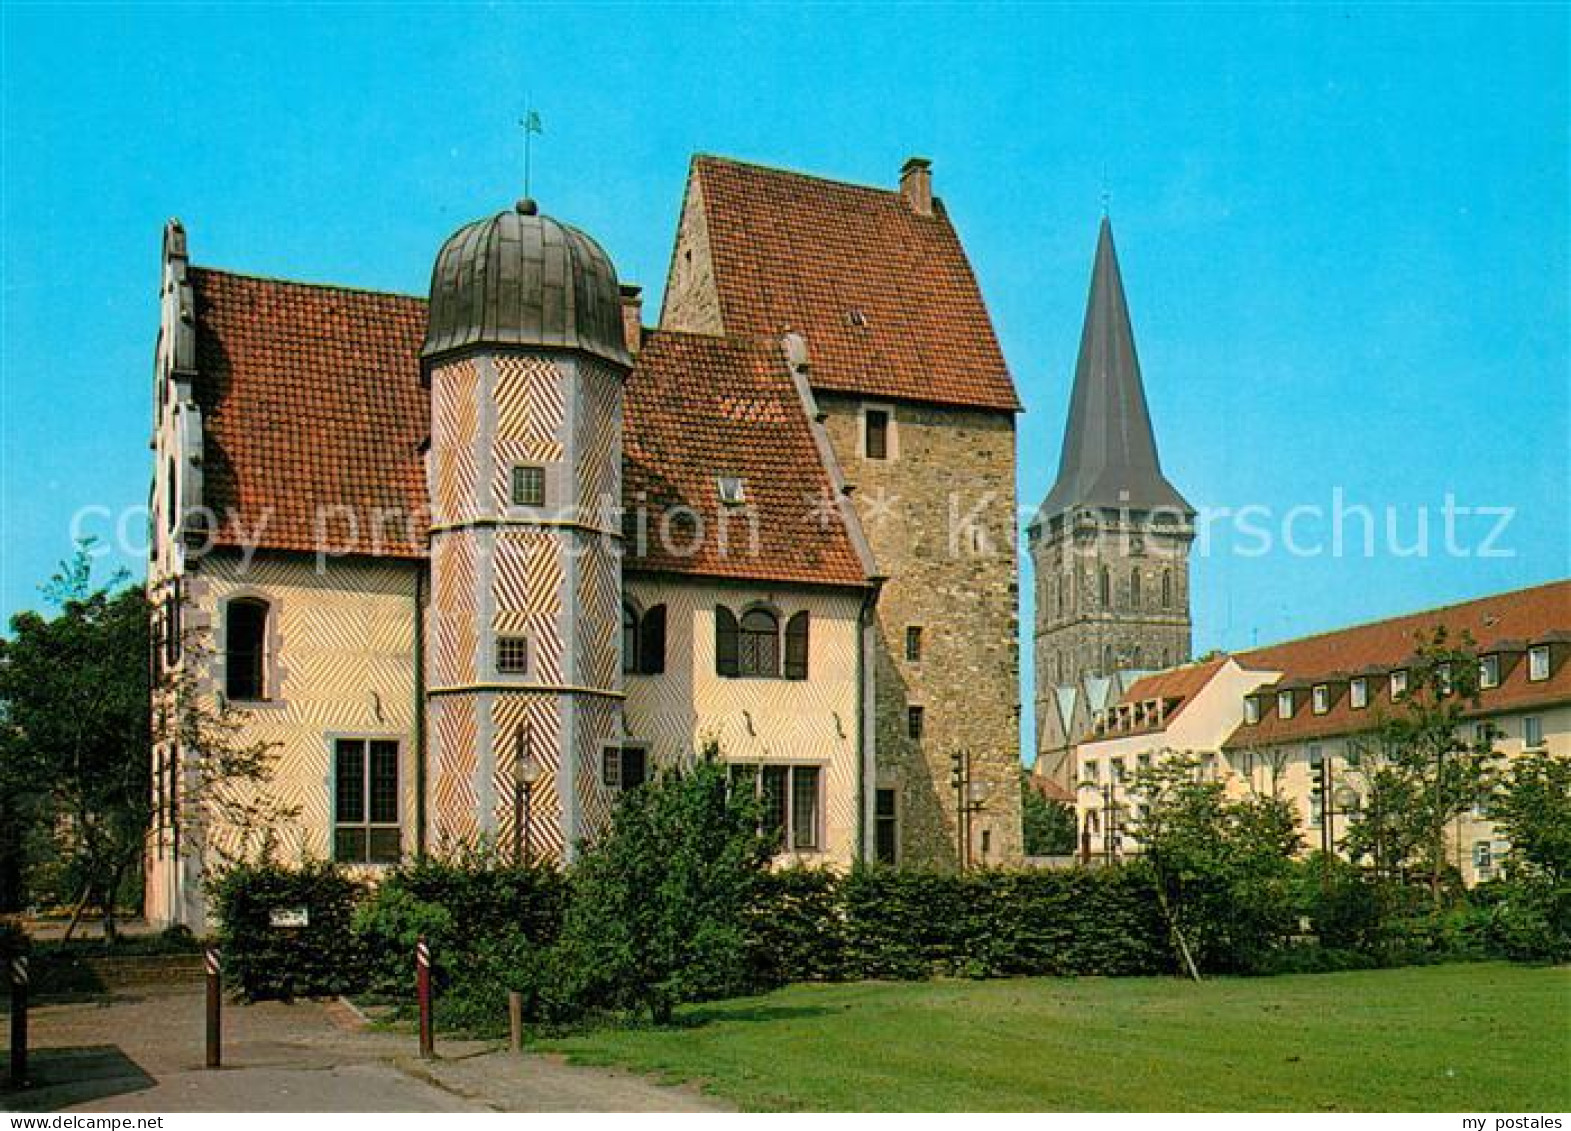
516;197;538;216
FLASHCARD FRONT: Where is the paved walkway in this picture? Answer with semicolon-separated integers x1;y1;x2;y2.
1;986;727;1112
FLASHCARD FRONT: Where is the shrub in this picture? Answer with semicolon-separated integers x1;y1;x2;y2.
207;859;365;1000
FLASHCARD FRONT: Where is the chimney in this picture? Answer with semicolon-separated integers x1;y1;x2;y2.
619;283;644;356
899;156;933;216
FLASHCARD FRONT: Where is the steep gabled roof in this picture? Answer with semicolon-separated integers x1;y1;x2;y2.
188;266;870;588
623;330;871;588
676;155;1020;412
1100;656;1231;738
1036;217;1191;522
190;268;430;558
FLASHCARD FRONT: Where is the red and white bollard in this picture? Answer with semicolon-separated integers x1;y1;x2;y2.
416;935;434;1059
204;947;222;1069
9;954;28;1089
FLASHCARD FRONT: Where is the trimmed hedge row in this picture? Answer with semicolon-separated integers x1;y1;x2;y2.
746;866;1171;984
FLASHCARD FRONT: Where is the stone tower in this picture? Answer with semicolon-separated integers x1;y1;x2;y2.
421;198;630;860
1030;217;1194;773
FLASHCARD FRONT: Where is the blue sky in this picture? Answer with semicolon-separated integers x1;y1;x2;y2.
2;4;1566;753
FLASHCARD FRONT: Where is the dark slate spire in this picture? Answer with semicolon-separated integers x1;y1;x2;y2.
1037;217;1192;522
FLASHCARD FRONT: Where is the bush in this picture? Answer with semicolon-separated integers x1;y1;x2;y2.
207;859;365;1000
1483;877;1571;963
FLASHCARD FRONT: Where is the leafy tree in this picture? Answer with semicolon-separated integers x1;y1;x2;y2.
1126;753;1302;976
556;744;770;1023
1488;747;1571;884
1341;627;1502;905
0;551;149;936
1020;773;1077;855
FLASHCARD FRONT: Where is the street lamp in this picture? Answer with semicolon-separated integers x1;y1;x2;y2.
513;724;542;867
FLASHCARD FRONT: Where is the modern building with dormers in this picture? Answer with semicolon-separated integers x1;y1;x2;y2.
145;155;1025;928
1064;579;1570;882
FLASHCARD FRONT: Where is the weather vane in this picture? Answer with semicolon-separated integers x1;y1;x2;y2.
520;108;544;198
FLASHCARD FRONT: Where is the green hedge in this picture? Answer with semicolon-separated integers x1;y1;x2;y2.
207;860;366;1001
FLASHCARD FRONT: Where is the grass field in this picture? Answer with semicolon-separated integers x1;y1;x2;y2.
541;963;1571;1111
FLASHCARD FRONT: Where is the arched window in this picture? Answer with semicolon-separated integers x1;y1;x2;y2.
716;606;740;677
1099;566;1111;608
1130;568;1142;610
784;611;810;681
225;598;269;701
625;603;667;675
1161;569;1173;609
739;608;780;677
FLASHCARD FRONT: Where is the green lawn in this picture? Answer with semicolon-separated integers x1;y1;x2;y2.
540;963;1571;1111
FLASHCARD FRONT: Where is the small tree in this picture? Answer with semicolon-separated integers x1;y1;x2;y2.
1127;754;1302;976
557;744;770;1023
1489;747;1571;885
1342;628;1502;905
1020;773;1077;855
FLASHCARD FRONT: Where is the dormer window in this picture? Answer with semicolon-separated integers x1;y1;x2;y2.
1438;663;1454;695
1277;690;1295;720
1243;696;1261;725
1479;654;1500;690
1528;645;1550;682
1350;677;1368;710
1312;684;1330;715
847;309;869;328
1390;669;1409;699
717;476;747;506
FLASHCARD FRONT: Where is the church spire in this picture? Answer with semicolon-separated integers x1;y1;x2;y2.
1037;217;1191;520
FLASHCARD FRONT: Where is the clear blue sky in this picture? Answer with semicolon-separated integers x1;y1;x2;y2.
2;4;1566;754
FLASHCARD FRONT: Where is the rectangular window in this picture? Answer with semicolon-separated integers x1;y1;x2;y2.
1312;685;1330;715
874;788;898;865
1277;690;1294;719
1525;716;1544;748
905;626;923;663
334;738;401;864
1390;669;1409;699
1479;654;1500;690
1084;759;1098;783
1111;757;1126;783
602;746;648;791
1308;745;1323;770
717;475;746;506
1350;678;1368;710
728;763;821;852
1473;841;1493;872
1244;697;1260;725
1528;645;1550;682
496;636;529;674
907;705;925;741
864;408;889;460
510;465;546;507
1309;792;1324;827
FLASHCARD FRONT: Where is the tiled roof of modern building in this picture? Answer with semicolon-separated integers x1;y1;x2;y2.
188;266;869;587
684;155;1021;413
1224;579;1571;748
1086;655;1231;740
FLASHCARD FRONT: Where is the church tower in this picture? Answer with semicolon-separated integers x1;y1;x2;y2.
1030;217;1194;777
421;198;630;859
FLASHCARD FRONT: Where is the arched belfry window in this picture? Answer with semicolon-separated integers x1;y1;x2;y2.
1099;566;1111;608
1056;573;1066;616
225;598;269;701
1130;568;1142;610
1161;569;1173;609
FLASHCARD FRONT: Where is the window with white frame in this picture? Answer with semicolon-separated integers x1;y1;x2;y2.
1278;690;1295;719
1479;654;1500;689
1244;696;1261;725
1528;645;1550;682
1390;669;1409;699
1473;841;1493;873
1312;684;1330;715
1350;677;1368;709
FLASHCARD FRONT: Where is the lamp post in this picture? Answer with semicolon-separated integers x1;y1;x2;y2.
513;724;542;867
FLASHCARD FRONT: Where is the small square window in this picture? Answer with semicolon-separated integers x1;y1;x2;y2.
907;705;925;741
1312;685;1330;715
717;476;746;506
1528;645;1550;682
905;626;923;663
496;635;529;674
511;465;545;507
1390;669;1409;699
865;409;890;460
1473;841;1493;872
1350;678;1368;710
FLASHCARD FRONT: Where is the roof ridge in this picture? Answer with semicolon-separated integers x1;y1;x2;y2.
643;326;785;349
191;264;427;304
693;152;911;200
1240;577;1571;659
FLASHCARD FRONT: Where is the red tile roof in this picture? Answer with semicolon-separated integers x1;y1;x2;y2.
684;155;1021;413
1225;579;1571;748
191;268;430;558
1093;656;1231;739
623;330;870;588
189;268;869;587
